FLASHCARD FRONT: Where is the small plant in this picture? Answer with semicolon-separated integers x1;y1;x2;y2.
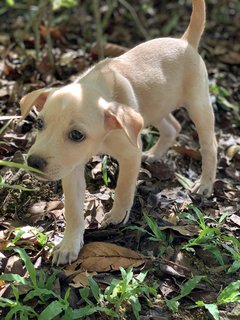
165;275;207;313
126;211;173;256
8;226;52;250
0;247;69;319
165;276;240;320
210;82;240;127
78;267;157;320
0;160;42;191
0;247;157;319
180;205;240;273
193;280;240;320
104;267;157;319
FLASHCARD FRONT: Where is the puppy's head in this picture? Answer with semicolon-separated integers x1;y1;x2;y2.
20;82;143;181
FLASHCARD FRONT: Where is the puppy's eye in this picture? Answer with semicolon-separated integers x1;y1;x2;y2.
69;130;85;142
35;118;44;130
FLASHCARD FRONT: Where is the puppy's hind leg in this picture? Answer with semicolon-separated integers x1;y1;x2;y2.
187;98;217;196
143;114;181;162
101;145;142;227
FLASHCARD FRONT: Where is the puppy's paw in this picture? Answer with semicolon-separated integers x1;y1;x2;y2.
191;180;213;197
52;236;84;265
101;209;130;228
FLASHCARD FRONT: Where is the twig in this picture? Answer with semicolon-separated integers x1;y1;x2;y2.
118;0;149;40
93;0;104;60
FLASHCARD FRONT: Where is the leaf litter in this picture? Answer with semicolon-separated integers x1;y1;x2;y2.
0;0;240;319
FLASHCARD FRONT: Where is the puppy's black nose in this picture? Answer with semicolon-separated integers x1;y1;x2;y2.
27;155;47;171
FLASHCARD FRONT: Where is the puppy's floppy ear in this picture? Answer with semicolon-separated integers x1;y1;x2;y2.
20;88;54;119
103;101;144;148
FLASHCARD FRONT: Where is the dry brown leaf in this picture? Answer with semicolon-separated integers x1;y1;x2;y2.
66;242;145;272
64;270;97;288
91;42;128;58
159;225;200;237
173;146;201;160
220;51;240;65
0;240;13;250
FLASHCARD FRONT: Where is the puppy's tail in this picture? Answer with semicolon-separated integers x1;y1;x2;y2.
181;0;206;50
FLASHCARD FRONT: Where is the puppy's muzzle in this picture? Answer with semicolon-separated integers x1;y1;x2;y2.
27;155;48;172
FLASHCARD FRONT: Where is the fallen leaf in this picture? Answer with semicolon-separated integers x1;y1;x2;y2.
175;173;194;190
220;51;240;64
159;224;200;237
173;146;201;160
64;270;97;288
230;214;240;227
91;42;128;58
0;240;13;250
66;242;145;272
226;145;240;160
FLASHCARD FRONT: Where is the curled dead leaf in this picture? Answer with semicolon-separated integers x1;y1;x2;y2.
226;145;240;160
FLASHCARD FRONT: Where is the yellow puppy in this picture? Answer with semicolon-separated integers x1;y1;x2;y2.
20;0;217;265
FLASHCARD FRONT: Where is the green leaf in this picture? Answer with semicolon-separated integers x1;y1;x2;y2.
11;284;19;302
222;235;240;250
218;211;229;224
0;181;37;191
0;160;43;175
5;304;37;320
123;225;148;234
204;304;219;320
227;260;240;274
126;267;134;285
39;300;64;320
24;288;57;302
13;247;37;287
102;155;108;186
12;229;25;244
217;280;240;305
165;298;179;312
176;276;206;299
70;305;101;319
143;212;165;240
79;287;90;300
129;295;141;320
51;0;77;10
203;244;226;267
0;296;16;307
191;206;206;229
0;273;29;286
175;172;193;190
88;277;100;302
6;0;15;6
136;271;147;283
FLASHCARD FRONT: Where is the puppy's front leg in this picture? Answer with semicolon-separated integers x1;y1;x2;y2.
101;149;142;227
52;165;86;265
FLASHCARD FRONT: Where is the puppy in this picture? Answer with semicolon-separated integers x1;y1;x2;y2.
20;0;217;265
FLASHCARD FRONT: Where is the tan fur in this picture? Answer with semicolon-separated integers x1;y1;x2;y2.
20;0;217;265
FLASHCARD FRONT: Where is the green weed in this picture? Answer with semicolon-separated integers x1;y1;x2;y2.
0;160;43;191
181;205;240;273
126;211;173;256
77;267;157;320
193;280;240;320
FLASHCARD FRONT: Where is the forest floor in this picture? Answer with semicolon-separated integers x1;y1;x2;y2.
0;1;240;319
